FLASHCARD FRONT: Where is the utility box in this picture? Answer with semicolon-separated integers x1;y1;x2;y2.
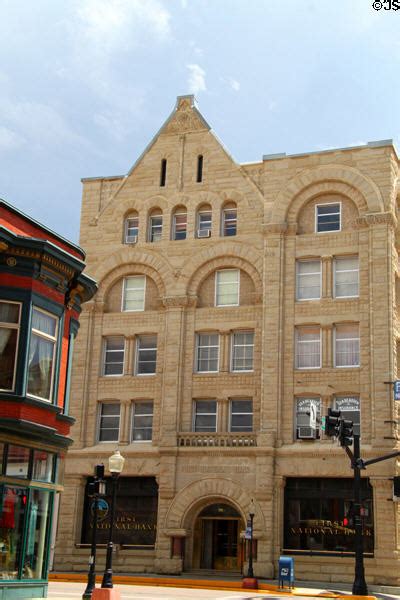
278;556;294;588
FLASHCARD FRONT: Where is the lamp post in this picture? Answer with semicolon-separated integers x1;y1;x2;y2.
82;465;106;600
242;499;258;589
101;450;125;589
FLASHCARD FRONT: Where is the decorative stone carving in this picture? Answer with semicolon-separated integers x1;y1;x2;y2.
163;98;208;135
354;212;397;229
162;295;190;308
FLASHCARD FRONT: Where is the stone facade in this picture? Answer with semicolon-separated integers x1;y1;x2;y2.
54;95;400;585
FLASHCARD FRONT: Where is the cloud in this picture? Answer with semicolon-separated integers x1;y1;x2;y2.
221;76;240;92
0;126;25;152
186;64;206;94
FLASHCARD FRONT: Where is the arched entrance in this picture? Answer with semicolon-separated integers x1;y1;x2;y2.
192;503;243;571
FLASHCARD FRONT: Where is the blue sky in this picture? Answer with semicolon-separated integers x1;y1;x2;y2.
0;0;399;243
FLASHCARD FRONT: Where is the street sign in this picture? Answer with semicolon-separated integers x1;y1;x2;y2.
394;381;400;401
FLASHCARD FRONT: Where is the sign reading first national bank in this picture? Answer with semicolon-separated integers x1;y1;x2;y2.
81;476;158;546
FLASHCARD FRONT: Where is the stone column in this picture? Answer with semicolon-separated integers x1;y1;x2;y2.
322;255;332;298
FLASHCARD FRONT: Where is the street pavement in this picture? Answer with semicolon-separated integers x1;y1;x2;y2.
47;582;400;600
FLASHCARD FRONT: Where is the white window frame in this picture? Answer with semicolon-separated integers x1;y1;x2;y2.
124;216;139;243
97;403;120;443
333;256;359;299
315;202;341;234
102;336;125;376
295;397;321;440
334;324;360;368
193;399;218;432
230;331;254;372
135;334;157;376
229;398;253;432
197;210;212;237
172;212;187;241
195;333;219;373
0;300;21;392
27;307;58;402
131;401;153;442
215;269;240;307
296;259;321;301
122;275;146;312
222;208;237;237
149;214;163;242
295;326;321;370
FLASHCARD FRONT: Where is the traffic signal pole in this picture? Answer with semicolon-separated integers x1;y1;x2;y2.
352;434;368;596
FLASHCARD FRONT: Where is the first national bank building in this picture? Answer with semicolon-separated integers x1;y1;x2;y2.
54;95;400;585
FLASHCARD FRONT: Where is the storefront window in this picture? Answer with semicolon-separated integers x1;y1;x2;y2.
0;486;27;580
5;445;30;478
23;489;51;579
284;477;374;555
32;451;54;483
81;476;158;547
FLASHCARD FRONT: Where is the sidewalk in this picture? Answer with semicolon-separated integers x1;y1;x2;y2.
50;571;397;599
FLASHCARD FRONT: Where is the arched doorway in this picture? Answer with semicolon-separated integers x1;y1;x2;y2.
192;503;243;571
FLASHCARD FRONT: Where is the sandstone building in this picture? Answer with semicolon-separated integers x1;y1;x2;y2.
54;95;400;585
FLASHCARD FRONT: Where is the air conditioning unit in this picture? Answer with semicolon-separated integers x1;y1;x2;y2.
126;235;137;244
297;426;317;440
198;229;211;238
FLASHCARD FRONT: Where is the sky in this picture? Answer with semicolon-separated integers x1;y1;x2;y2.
0;0;399;244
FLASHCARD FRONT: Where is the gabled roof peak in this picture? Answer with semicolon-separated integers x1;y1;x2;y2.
160;94;211;136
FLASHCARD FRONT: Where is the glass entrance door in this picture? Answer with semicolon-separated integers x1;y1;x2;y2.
200;518;239;570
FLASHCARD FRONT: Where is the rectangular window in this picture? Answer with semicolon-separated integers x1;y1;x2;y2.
222;208;237;236
231;331;254;371
334;256;359;298
335;396;360;436
122;276;145;311
5;445;30;478
230;399;253;432
296;397;321;439
27;308;58;402
295;326;321;369
103;337;125;376
98;403;120;442
150;215;163;242
194;400;217;432
316;203;341;233
0;301;21;391
173;213;187;241
197;211;212;237
136;335;157;375
335;323;360;367
196;333;219;372
32;450;54;482
160;159;167;187
215;269;239;306
131;401;153;442
296;260;321;300
125;217;139;243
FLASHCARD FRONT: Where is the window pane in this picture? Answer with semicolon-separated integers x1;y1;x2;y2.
0;302;20;324
23;489;52;580
335;257;359;298
296;260;321;300
6;445;30;478
296;398;321;439
230;399;253;432
32;451;54;482
216;270;239;306
194;400;217;432
27;334;54;400
0;328;18;390
32;309;57;338
174;213;187;240
223;209;237;236
0;486;28;579
335;325;359;367
232;331;254;371
104;337;124;376
99;404;120;442
197;333;219;372
150;216;162;242
335;396;360;436
125;217;138;242
123;276;145;311
132;402;153;441
137;336;157;374
198;212;212;230
317;204;340;232
296;328;320;369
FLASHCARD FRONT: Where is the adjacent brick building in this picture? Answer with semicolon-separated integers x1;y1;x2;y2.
54;95;400;585
0;199;96;598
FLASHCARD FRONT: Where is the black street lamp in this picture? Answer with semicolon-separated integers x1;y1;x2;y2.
101;450;125;589
82;465;106;600
247;499;255;579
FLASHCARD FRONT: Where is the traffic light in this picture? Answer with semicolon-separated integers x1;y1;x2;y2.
339;418;354;447
322;408;341;437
